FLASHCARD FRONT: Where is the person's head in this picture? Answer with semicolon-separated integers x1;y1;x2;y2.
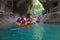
23;16;26;18
18;18;20;19
26;14;31;18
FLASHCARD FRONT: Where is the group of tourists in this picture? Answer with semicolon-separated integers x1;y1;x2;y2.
17;16;32;24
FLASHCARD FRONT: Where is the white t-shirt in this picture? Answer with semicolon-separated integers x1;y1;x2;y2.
24;18;26;21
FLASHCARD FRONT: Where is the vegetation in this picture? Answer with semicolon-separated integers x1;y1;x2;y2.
28;0;44;16
4;0;44;16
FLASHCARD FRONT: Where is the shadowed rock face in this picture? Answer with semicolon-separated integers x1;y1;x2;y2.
13;0;32;16
0;0;59;16
39;0;60;23
39;0;58;12
13;0;60;15
0;0;32;16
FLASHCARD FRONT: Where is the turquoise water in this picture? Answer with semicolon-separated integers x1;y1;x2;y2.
0;23;60;40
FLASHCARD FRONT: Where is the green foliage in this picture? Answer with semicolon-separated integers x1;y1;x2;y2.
28;0;44;16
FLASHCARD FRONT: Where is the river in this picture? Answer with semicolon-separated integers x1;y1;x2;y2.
0;23;60;40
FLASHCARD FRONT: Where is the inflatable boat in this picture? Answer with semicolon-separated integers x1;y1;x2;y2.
16;21;33;27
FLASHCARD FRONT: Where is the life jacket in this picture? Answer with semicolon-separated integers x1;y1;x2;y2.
21;20;25;24
17;18;21;23
27;18;31;21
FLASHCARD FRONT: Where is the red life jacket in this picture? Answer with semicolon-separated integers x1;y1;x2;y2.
21;20;25;23
27;18;31;21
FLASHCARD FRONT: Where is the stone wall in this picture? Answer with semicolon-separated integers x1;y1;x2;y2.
39;0;59;13
39;0;60;23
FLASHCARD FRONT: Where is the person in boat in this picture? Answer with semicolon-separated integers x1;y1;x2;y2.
23;16;27;22
17;18;21;23
26;14;32;22
27;13;35;24
20;17;25;24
